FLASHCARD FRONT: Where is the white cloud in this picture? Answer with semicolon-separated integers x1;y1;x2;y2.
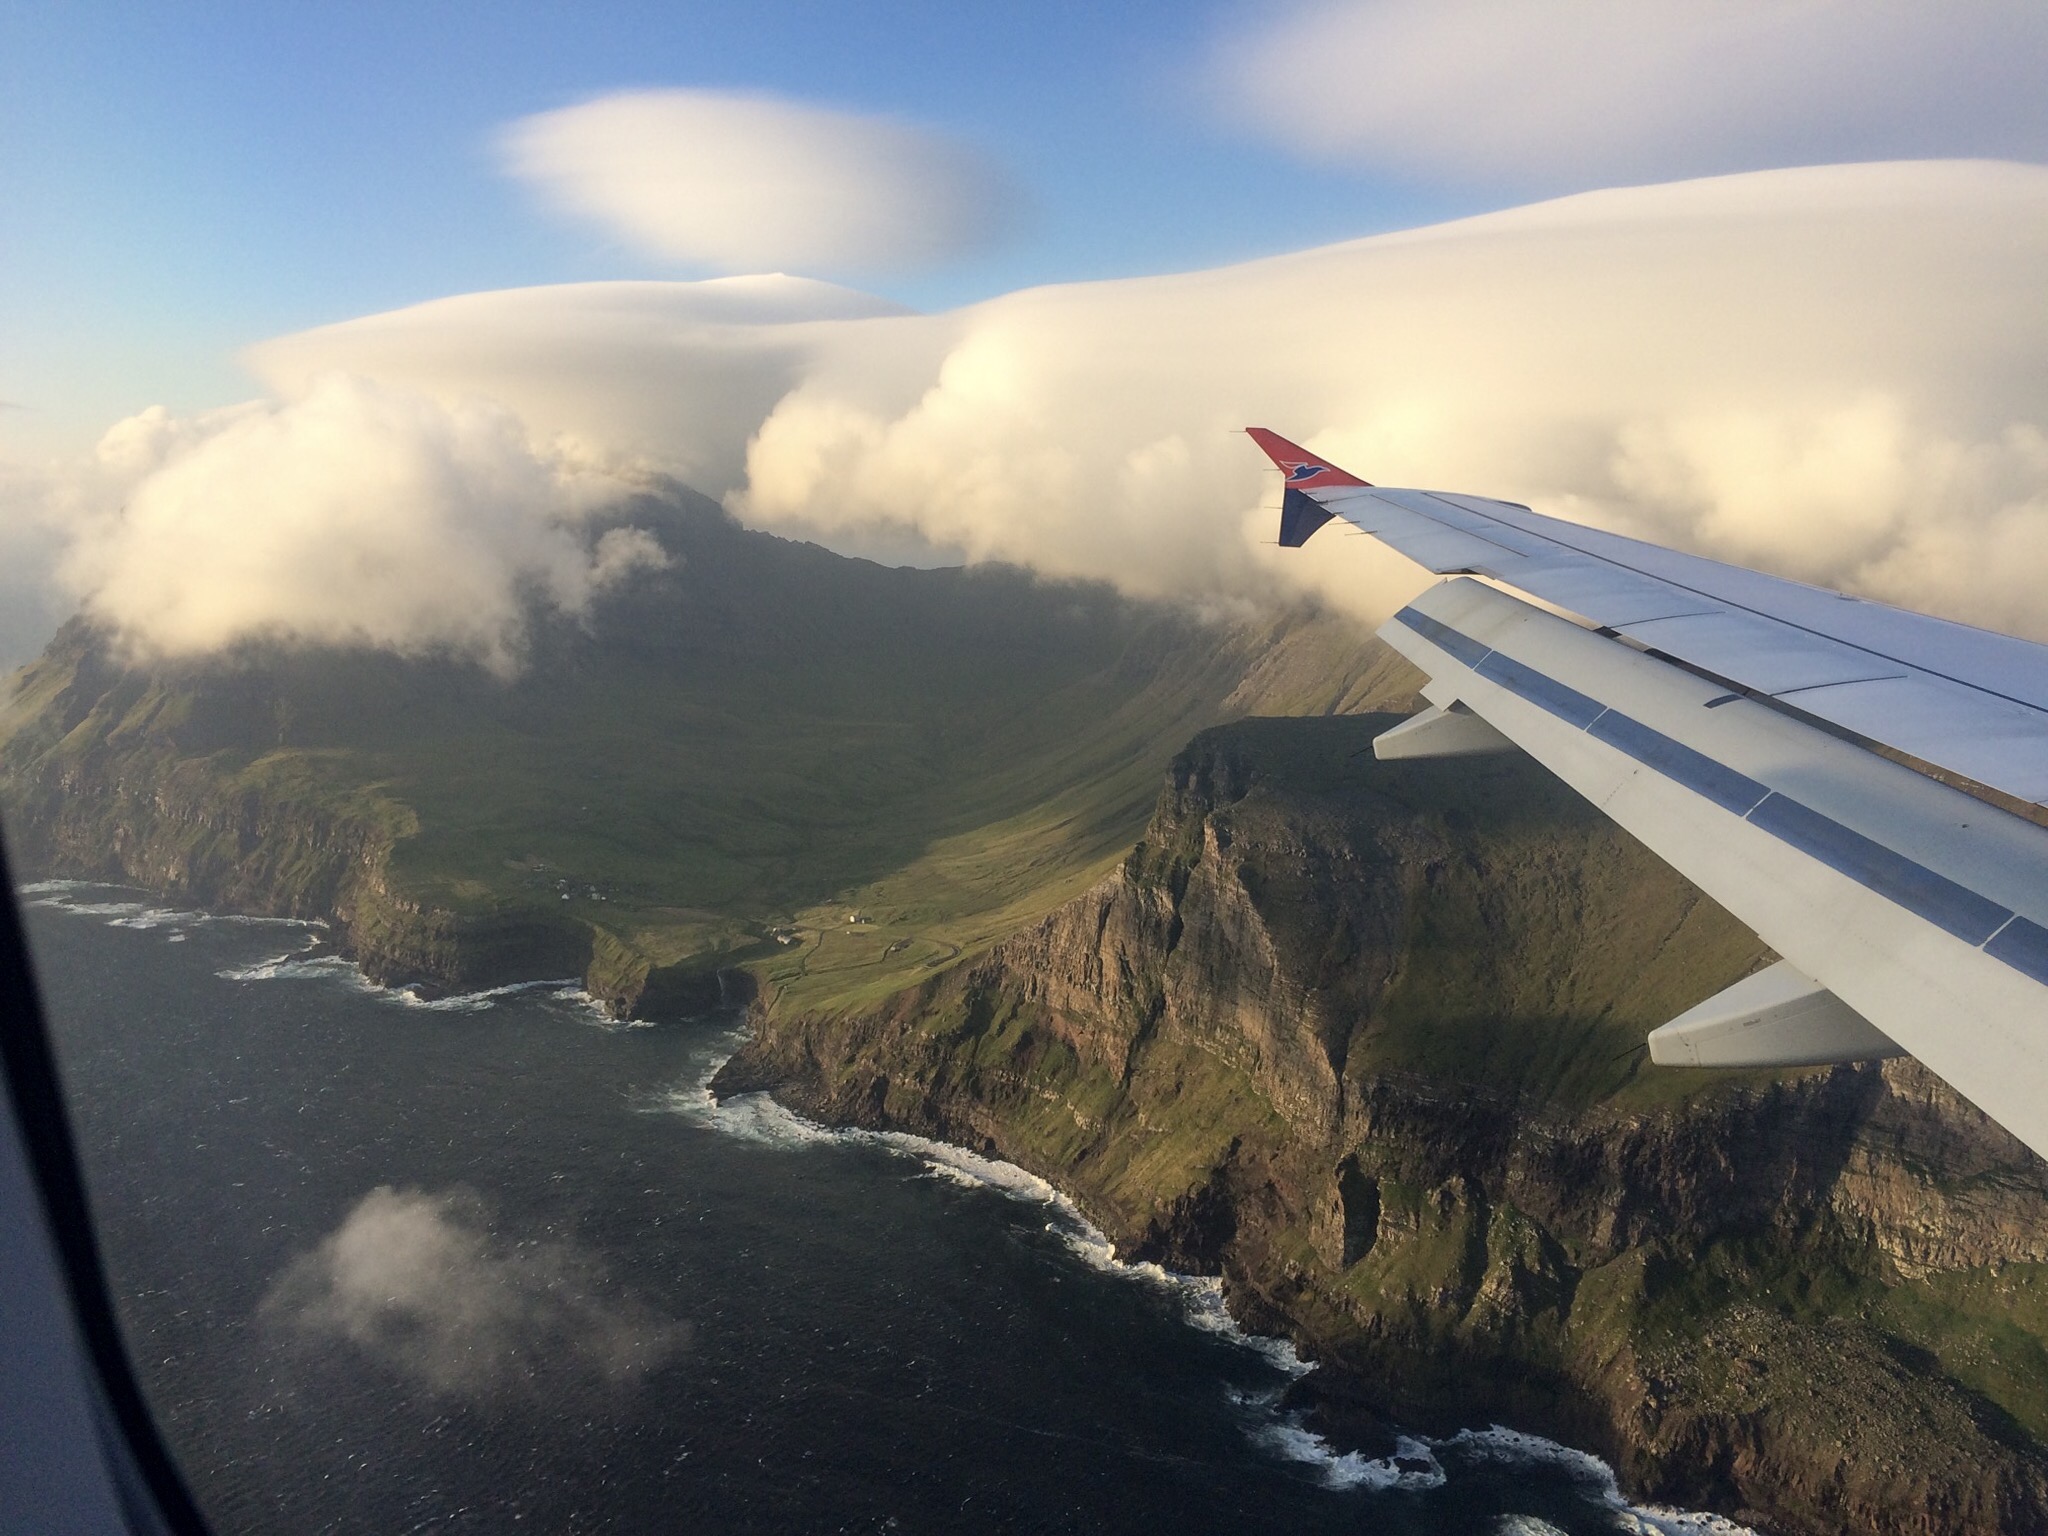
729;161;2048;641
247;275;915;498
261;1186;685;1399
21;160;2048;673
1209;0;2048;187
59;376;665;673
239;161;2048;643
500;88;1012;276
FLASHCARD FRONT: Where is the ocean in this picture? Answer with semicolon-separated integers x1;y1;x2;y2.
21;884;1749;1536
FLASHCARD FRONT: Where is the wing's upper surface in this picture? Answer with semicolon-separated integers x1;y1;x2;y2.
1247;428;2048;1163
1246;428;2048;805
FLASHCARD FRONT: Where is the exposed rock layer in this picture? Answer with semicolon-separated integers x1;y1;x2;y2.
720;715;2048;1536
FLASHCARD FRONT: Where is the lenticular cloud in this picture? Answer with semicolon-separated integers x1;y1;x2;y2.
1209;0;2048;189
500;88;1013;276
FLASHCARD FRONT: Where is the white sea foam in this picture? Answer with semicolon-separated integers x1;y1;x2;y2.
24;883;321;933
1252;1419;1447;1492
1441;1428;1759;1535
33;897;200;928
215;950;359;985
549;986;647;1030
389;977;585;1013
665;1037;1313;1379
671;1039;1759;1531
150;908;604;1021
1051;1223;1311;1376
212;911;326;929
216;948;595;1018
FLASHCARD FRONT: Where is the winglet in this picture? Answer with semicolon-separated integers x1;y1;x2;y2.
1246;428;1370;548
1245;428;1372;490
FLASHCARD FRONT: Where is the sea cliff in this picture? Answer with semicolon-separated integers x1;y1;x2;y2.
718;714;2048;1535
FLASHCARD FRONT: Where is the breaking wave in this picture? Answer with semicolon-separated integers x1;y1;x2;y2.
661;1037;1305;1364
1248;1415;1446;1492
23;882;619;1025
1445;1428;1758;1535
22;881;321;936
216;947;601;1017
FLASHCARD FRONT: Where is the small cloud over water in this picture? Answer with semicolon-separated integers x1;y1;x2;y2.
261;1184;686;1400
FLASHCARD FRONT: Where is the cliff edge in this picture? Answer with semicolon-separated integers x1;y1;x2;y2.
719;714;2048;1535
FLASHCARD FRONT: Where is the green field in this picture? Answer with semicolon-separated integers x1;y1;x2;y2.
0;487;1419;1012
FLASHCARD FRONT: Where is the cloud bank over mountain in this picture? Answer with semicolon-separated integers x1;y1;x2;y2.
500;89;1013;277
1209;0;2048;189
51;378;665;673
10;160;2048;668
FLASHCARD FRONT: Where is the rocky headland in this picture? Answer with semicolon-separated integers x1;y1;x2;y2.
717;714;2048;1536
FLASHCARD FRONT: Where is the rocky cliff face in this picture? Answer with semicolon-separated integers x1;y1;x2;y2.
0;619;592;990
720;714;2048;1536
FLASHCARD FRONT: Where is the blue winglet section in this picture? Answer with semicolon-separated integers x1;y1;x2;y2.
1279;487;1335;548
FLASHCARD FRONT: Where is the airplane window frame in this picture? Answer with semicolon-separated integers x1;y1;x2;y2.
0;830;215;1536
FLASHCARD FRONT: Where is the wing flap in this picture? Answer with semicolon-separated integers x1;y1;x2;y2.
1646;960;1903;1069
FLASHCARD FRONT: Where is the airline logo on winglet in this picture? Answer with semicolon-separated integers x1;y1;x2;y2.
1246;427;1370;547
1244;427;1372;489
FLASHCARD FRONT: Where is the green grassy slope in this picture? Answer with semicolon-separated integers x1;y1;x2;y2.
0;488;1418;1009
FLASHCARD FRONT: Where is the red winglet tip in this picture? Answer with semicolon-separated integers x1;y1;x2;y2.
1243;427;1371;488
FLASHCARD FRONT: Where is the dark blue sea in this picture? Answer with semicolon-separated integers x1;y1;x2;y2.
22;884;1747;1536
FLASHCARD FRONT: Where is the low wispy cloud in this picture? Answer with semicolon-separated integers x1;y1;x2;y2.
58;375;665;672
261;1185;685;1399
1209;0;2048;189
500;88;1013;276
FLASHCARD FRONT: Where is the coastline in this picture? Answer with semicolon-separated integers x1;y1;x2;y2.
23;877;1754;1533
686;1018;1755;1534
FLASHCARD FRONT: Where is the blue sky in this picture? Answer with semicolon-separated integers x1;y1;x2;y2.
1;1;1483;449
7;0;2045;458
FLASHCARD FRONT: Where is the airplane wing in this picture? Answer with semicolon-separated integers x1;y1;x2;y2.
1248;428;2048;1164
